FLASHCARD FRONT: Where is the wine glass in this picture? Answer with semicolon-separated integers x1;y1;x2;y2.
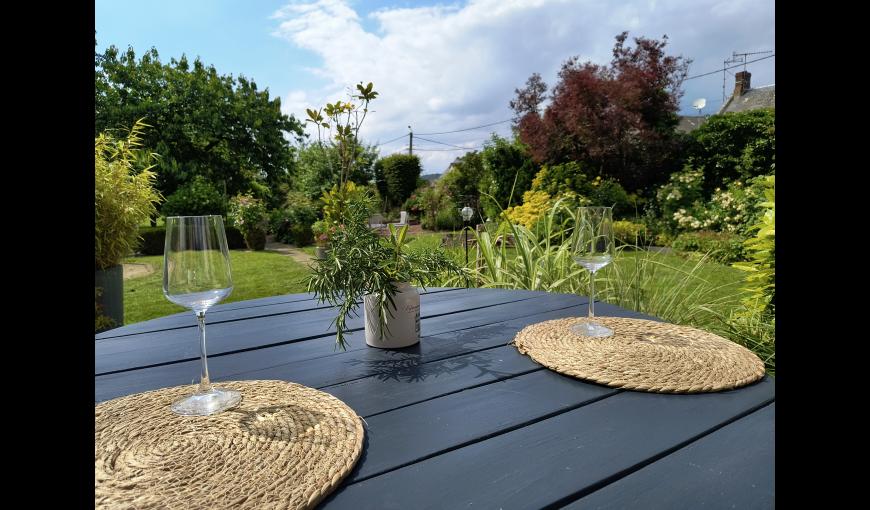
571;206;615;337
163;215;241;415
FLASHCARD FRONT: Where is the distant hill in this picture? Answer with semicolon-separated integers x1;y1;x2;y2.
421;173;442;182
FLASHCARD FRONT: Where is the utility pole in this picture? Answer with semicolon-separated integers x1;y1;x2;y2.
408;125;413;155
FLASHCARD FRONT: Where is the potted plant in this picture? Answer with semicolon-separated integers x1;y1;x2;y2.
95;119;163;331
228;193;268;250
312;220;330;259
307;191;463;349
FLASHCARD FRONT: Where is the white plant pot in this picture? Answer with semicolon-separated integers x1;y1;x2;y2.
364;282;420;348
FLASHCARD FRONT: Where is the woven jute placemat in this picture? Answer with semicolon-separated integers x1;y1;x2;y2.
95;380;364;510
514;317;764;393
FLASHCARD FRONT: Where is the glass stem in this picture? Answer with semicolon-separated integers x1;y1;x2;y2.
588;270;596;319
196;311;213;394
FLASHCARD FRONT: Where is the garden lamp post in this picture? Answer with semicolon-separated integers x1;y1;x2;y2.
460;205;474;266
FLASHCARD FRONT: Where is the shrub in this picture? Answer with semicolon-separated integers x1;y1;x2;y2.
531;162;633;218
650;168;770;237
504;190;553;229
612;220;648;246
586;176;633;219
138;226;167;255
137;225;245;255
436;207;461;231
688;108;775;194
671;230;746;264
160;175;227;217
270;192;319;246
228;193;268;249
95;119;163;269
375;154;422;209
704;174;769;236
223;225;245;250
734;174;775;316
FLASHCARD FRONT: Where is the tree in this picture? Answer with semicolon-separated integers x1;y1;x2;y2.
512;32;690;193
686;108;775;194
479;135;539;218
439;151;485;204
509;73;548;118
374;154;422;209
95;45;305;210
296;142;378;201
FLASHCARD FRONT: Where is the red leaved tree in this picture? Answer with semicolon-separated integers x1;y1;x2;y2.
513;32;691;192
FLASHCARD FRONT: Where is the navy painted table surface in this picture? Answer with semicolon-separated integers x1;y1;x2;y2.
95;288;775;509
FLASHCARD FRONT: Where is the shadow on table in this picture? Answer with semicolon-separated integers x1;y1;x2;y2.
343;340;514;384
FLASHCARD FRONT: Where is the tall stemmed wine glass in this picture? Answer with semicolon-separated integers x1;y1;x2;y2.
163;215;241;415
571;207;615;337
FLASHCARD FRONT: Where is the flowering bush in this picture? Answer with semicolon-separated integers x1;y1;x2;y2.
228;193;268;250
503;190;553;229
650;167;769;237
703;175;768;236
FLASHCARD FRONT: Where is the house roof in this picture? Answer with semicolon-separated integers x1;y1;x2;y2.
718;84;775;114
676;115;708;133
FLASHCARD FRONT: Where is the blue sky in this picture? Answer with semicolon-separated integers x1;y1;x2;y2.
96;0;775;174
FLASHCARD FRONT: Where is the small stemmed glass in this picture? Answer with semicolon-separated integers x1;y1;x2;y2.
163;215;241;415
571;206;615;337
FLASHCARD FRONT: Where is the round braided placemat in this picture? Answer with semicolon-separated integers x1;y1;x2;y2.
95;380;364;510
514;317;764;393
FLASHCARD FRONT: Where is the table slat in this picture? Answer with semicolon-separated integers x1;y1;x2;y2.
320;378;774;509
563;403;775;509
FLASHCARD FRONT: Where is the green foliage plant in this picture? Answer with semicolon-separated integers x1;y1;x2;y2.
270;192;319;246
671;230;747;264
612;220;648;246
160;175;227;217
733;174;775;316
441;197;774;369
95;118;163;269
307;191;462;350
374;154;423;209
305;82;379;187
228;193;268;249
688;108;775;194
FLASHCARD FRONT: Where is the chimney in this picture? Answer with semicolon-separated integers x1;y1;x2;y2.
733;71;751;96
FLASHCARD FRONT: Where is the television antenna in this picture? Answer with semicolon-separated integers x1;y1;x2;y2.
691;98;707;116
722;50;773;102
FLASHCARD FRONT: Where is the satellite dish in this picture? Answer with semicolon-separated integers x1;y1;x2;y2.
692;98;707;114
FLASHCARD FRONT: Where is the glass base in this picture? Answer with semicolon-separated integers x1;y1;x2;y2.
570;321;614;338
171;388;241;416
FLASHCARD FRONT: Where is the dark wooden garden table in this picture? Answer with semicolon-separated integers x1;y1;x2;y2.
95;287;775;509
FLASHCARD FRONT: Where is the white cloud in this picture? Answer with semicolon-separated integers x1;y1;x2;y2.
272;0;774;173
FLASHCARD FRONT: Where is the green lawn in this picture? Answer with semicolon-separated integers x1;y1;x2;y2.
123;231;747;326
123;250;311;324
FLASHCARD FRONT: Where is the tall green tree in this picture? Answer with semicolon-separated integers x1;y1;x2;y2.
479;134;538;217
374;154;422;209
95;45;305;209
439;151;485;205
296;142;378;201
686;108;775;194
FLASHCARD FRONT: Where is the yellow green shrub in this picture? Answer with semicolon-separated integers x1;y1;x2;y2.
503;190;553;228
